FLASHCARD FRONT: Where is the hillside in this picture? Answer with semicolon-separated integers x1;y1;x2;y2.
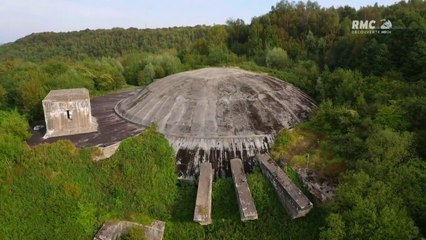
0;26;209;61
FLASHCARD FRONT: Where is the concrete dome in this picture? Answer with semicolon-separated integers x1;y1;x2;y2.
115;67;315;178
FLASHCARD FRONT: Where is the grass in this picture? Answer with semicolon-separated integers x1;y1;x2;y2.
165;168;326;240
271;126;347;177
1;119;326;239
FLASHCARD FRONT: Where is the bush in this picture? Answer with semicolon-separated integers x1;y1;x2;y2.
266;47;289;70
0;125;178;239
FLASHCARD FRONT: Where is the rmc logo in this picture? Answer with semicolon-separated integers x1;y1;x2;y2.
351;19;392;34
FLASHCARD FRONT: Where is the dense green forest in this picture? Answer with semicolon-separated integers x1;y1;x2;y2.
0;0;425;239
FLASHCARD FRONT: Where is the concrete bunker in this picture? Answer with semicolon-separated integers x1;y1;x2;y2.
42;88;98;139
115;67;316;178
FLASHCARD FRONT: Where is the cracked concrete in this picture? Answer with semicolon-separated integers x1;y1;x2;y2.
115;68;315;178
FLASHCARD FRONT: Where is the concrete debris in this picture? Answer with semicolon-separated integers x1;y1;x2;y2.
296;168;336;202
93;220;165;240
193;162;213;225
93;142;121;162
230;158;258;221
257;154;313;219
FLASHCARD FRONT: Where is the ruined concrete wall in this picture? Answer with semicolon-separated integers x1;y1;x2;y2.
193;162;213;225
230;158;258;221
174;135;271;179
257;154;313;219
93;142;121;162
43;93;97;138
94;220;165;240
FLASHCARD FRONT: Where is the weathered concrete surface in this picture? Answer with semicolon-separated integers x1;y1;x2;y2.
296;168;336;202
193;162;213;225
257;154;313;219
230;158;258;221
115;67;316;178
43;88;98;138
93;142;121;162
94;220;165;240
28;90;145;147
144;221;166;240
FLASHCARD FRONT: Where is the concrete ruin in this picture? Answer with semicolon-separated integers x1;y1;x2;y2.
93;220;165;240
257;154;313;218
115;67;315;178
93;142;121;162
42;88;98;138
193;162;213;225
230;158;258;221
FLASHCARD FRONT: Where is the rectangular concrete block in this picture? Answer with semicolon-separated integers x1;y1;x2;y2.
93;220;165;240
193;162;213;225
43;88;98;138
230;158;258;221
257;154;313;219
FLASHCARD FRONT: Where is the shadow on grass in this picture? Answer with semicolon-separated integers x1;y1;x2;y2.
165;168;327;240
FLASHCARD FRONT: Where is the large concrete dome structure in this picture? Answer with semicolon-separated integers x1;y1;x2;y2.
115;67;315;178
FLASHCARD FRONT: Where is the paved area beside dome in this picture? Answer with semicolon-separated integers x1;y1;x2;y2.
28;90;145;148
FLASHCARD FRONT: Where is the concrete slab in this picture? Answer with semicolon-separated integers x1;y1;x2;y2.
230;158;258;221
93;220;165;240
193;162;213;225
257;154;313;219
93;142;121;162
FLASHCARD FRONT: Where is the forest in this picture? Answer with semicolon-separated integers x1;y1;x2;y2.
0;0;425;239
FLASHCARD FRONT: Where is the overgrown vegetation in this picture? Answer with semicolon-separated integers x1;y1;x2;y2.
165;169;325;240
0;125;177;239
0;0;425;239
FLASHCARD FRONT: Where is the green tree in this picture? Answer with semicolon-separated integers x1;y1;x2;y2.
226;18;249;55
360;38;392;76
0;110;29;179
321;172;419;240
265;47;289;69
138;63;155;86
402;40;426;82
374;103;410;131
17;73;47;120
356;128;413;179
0;85;6;108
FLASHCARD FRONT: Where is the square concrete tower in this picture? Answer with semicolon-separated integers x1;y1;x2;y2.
42;88;98;138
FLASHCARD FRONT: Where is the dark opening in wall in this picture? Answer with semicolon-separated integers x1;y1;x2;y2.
66;110;72;120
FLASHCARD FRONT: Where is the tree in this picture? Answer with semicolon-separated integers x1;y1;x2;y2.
265;47;289;69
393;160;426;236
138;63;155;86
360;38;392;76
226;18;249;55
321;172;419;240
402;40;426;82
374;103;410;131
315;68;365;106
0;110;29;179
356;128;413;179
0;85;6;108
17;72;47;120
